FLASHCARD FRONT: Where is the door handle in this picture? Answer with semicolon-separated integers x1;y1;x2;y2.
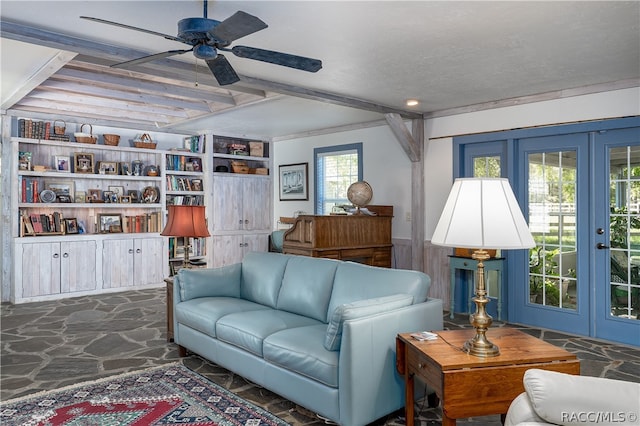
596;243;609;249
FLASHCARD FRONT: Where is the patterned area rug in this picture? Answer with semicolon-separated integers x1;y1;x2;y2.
0;363;290;426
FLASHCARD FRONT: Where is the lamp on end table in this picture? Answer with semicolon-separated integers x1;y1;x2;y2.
431;178;535;357
161;205;210;270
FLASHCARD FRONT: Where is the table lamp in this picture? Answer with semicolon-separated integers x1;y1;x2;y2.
431;178;535;357
161;205;210;269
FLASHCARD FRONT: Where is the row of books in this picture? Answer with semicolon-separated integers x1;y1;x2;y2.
21;211;64;235
183;135;206;153
122;213;163;234
20;177;40;203
166;195;204;205
17;119;70;141
166;176;203;192
168;236;207;260
166;154;203;172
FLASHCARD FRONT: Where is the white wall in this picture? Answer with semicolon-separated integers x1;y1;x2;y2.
273;125;414;238
273;87;640;241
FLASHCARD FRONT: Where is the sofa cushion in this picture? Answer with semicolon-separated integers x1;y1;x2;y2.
264;324;339;388
216;309;322;357
178;264;241;301
277;256;338;322
327;262;429;317
175;297;268;337
324;294;414;351
241;252;290;308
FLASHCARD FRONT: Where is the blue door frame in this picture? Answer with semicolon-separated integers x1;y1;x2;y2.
453;117;640;346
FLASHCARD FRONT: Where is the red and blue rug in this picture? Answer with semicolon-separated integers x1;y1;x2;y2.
0;363;290;426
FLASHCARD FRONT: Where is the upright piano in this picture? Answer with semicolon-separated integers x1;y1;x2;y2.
282;206;393;268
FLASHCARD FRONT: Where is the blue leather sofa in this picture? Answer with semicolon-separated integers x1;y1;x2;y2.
173;251;443;425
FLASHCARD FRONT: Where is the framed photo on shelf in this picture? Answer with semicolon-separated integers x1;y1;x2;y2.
74;191;87;203
88;189;102;202
279;163;308;201
47;180;74;203
98;161;118;175
74;153;94;174
120;162;131;176
98;213;123;233
119;195;132;204
18;151;32;171
108;185;125;197
54;155;71;172
64;218;79;234
127;189;140;203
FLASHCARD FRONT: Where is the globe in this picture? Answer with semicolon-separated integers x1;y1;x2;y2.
347;181;373;212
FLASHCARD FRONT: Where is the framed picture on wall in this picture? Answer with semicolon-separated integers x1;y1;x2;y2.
279;163;308;201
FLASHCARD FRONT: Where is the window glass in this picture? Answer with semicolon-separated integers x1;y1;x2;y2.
314;143;362;214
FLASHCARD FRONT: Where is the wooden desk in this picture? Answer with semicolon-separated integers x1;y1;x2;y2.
282;211;393;267
449;256;504;320
396;328;580;426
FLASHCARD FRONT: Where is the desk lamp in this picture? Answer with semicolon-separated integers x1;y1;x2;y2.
161;205;210;269
431;178;535;357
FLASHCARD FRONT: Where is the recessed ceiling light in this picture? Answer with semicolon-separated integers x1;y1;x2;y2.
406;99;419;107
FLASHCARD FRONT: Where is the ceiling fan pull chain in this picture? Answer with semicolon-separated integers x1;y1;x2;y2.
194;57;199;87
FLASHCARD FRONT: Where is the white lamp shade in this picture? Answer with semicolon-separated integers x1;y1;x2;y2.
431;178;535;250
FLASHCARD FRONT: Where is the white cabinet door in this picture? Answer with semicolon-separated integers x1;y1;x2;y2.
60;240;97;293
20;240;97;298
212;177;243;232
212;175;271;232
212;235;245;267
243;177;271;231
21;242;61;297
102;239;135;288
133;237;164;286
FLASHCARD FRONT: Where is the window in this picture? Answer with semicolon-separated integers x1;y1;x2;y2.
314;143;363;214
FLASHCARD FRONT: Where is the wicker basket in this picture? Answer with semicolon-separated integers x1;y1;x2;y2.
103;134;120;146
133;133;157;149
53;119;66;135
231;160;249;174
74;124;97;144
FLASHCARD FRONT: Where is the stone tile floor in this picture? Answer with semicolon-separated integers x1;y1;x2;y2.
1;288;639;425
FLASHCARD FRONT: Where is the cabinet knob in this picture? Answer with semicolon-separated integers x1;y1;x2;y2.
128;249;134;254
63;253;69;258
239;220;243;225
136;248;142;253
53;253;59;259
244;219;249;224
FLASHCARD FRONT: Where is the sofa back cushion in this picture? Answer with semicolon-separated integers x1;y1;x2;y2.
178;264;241;301
241;251;290;308
277;255;338;322
327;262;430;317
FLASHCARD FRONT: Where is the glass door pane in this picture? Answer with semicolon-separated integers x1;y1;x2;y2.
608;146;640;320
528;152;577;310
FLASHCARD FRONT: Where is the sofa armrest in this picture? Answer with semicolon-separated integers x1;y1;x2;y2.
337;298;443;426
174;264;242;302
504;393;552;426
519;369;640;426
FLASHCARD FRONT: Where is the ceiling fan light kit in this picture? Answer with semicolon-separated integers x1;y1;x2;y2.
80;2;322;87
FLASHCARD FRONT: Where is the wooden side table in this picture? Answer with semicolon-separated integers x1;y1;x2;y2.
449;256;504;320
396;328;580;426
164;277;174;342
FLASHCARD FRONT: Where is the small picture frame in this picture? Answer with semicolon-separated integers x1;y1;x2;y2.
120;162;131;176
55;155;71;172
47;180;75;202
98;213;123;233
74;191;87;203
279;163;309;201
119;195;132;204
189;158;202;172
108;185;125;197
98;161;118;175
64;218;79;234
88;189;102;202
127;189;140;203
102;190;113;203
19;151;32;171
191;179;203;191
74;153;94;174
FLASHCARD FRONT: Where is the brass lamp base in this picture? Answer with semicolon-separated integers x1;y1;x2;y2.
464;249;500;358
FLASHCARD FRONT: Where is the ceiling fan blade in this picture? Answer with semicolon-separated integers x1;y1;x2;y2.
112;49;192;68
209;11;268;44
80;16;186;43
230;46;322;72
206;55;240;86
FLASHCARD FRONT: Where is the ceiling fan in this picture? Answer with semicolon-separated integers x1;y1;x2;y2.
80;1;322;86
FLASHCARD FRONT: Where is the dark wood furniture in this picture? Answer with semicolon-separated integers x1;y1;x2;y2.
282;206;393;268
164;277;174;342
396;328;580;426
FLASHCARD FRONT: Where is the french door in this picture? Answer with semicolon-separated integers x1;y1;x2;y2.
457;119;640;346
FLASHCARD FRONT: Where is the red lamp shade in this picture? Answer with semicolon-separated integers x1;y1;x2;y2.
161;205;210;238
